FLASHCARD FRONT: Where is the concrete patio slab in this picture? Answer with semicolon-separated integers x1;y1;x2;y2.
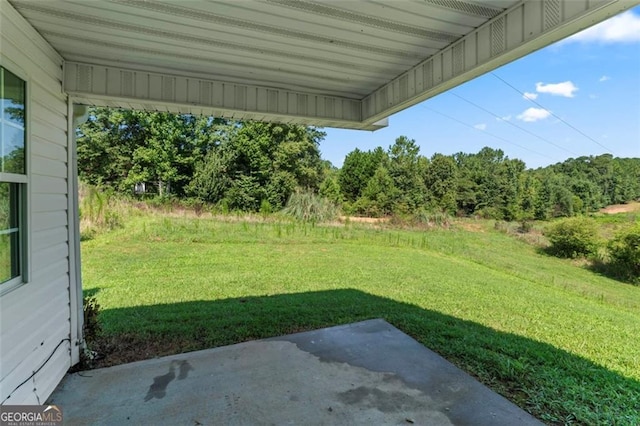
48;319;542;425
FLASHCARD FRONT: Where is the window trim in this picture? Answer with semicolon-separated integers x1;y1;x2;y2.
0;63;29;296
0;183;26;294
1;185;22;290
0;172;27;184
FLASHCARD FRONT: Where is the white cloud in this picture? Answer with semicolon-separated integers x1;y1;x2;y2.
523;92;538;100
599;75;610;82
535;81;578;98
497;115;512;122
517;107;551;122
474;123;487;130
566;11;640;44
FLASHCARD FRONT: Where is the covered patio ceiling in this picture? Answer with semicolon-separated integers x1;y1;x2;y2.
8;0;638;129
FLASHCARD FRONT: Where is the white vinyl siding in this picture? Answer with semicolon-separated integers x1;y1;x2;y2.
0;1;74;405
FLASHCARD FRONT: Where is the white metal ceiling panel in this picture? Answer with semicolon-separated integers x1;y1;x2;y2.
5;0;639;129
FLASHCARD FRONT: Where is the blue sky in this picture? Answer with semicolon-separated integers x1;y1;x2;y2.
320;7;640;170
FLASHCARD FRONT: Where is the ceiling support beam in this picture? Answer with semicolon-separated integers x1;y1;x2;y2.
362;0;639;125
63;61;387;130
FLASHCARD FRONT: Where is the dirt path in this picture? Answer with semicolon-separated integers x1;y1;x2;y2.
600;202;640;214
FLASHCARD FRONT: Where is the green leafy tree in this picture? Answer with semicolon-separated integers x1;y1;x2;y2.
77;108;223;195
226;175;264;211
186;149;233;202
518;172;540;220
500;158;526;221
187;121;325;211
536;154;640;215
356;166;399;217
424;153;458;214
319;174;343;205
77;106;640;217
339;147;386;203
387;136;426;213
453;147;522;219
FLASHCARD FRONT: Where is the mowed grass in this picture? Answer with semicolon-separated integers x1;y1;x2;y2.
82;214;640;425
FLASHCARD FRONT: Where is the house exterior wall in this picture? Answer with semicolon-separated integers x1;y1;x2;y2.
0;1;76;404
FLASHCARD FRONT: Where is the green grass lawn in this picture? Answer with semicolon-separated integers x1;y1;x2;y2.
82;213;640;425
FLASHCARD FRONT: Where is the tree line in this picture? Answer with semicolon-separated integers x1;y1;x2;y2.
77;108;640;220
77;108;327;212
335;138;640;220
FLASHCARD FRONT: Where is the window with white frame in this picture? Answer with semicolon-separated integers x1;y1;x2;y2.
1;66;26;290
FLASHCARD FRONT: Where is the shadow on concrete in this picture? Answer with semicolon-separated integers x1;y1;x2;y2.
90;289;639;424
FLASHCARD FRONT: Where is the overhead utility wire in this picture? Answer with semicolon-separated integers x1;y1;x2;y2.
421;105;555;160
491;72;615;154
449;92;579;157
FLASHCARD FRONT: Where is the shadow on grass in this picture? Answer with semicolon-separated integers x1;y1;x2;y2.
83;287;101;298
535;246;639;286
90;289;639;425
535;245;575;260
587;259;639;286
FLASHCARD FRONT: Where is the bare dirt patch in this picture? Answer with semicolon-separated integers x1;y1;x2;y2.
600;202;640;215
79;335;195;370
457;221;485;233
339;216;389;224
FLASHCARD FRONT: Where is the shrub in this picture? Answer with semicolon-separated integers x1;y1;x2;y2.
607;225;640;283
519;220;534;234
351;197;380;218
476;206;502;220
544;217;599;258
260;199;272;218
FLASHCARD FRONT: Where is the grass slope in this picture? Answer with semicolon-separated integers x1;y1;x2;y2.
82;215;640;425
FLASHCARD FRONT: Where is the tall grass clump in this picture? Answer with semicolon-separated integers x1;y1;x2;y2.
79;183;126;240
414;210;452;228
283;189;339;223
388;209;453;229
